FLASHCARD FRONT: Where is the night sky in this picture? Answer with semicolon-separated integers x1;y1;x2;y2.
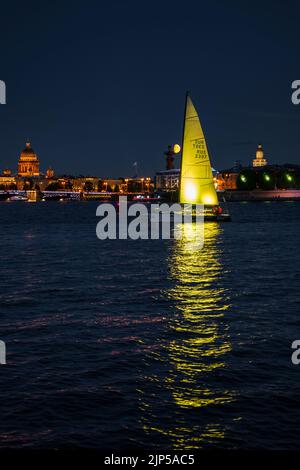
0;0;299;177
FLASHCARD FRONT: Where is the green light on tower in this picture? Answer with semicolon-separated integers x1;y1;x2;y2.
286;174;292;182
241;175;247;183
264;174;270;182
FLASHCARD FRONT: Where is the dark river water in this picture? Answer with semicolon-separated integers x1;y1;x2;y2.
0;201;300;450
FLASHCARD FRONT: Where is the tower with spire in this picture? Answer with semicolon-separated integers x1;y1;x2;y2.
252;144;268;167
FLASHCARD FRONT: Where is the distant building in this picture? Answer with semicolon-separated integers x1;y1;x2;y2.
18;141;40;177
253;144;267;167
0;175;16;189
46;166;54;178
155;145;182;191
71;176;99;192
155;169;180;191
155;168;220;191
216;170;239;190
0;139;152;195
124;177;152;193
216;144;269;189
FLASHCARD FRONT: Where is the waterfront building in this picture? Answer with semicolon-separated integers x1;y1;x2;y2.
155;168;219;192
216;170;239;190
217;145;269;189
46;167;54;178
70;176;99;192
155;142;219;193
155;145;181;191
0;173;16;189
123;177;152;193
253;144;267;167
0;140;153;195
18;141;40;177
155;168;180;190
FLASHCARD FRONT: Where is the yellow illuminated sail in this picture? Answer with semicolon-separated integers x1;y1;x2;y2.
179;94;218;206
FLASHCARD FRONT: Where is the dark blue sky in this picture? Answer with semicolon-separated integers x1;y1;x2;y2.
0;0;299;176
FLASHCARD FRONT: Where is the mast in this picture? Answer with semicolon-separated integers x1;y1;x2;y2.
179;91;189;203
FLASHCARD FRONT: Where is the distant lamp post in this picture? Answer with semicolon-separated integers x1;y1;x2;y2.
146;177;151;192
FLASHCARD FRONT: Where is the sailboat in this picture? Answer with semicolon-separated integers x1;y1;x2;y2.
179;92;231;222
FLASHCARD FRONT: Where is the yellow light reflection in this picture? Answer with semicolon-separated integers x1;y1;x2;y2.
140;223;236;449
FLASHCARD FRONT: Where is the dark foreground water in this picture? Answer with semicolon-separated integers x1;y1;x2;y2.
0;201;300;450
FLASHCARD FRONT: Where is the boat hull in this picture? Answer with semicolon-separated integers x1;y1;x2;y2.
8;196;28;202
203;213;231;222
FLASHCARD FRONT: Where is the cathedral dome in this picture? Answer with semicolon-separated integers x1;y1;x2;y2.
19;142;39;162
18;141;40;176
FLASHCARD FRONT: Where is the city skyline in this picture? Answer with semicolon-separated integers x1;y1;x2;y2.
0;1;299;176
0;139;286;179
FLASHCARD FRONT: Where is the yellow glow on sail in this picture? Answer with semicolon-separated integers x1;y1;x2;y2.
184;181;197;201
180;95;218;206
203;194;215;205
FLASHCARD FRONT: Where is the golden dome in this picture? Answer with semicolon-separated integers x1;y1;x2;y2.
19;141;39;162
18;141;40;177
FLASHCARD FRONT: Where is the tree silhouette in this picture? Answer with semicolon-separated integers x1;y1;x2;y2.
236;170;257;191
258;171;276;190
45;182;61;191
84;181;94;192
23;179;34;190
97;180;104;191
276;170;296;189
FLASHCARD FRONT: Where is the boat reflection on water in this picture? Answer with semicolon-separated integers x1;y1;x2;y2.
140;223;236;449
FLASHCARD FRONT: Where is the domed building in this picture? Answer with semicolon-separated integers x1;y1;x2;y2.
252;144;268;167
45;166;54;178
18;141;40;177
